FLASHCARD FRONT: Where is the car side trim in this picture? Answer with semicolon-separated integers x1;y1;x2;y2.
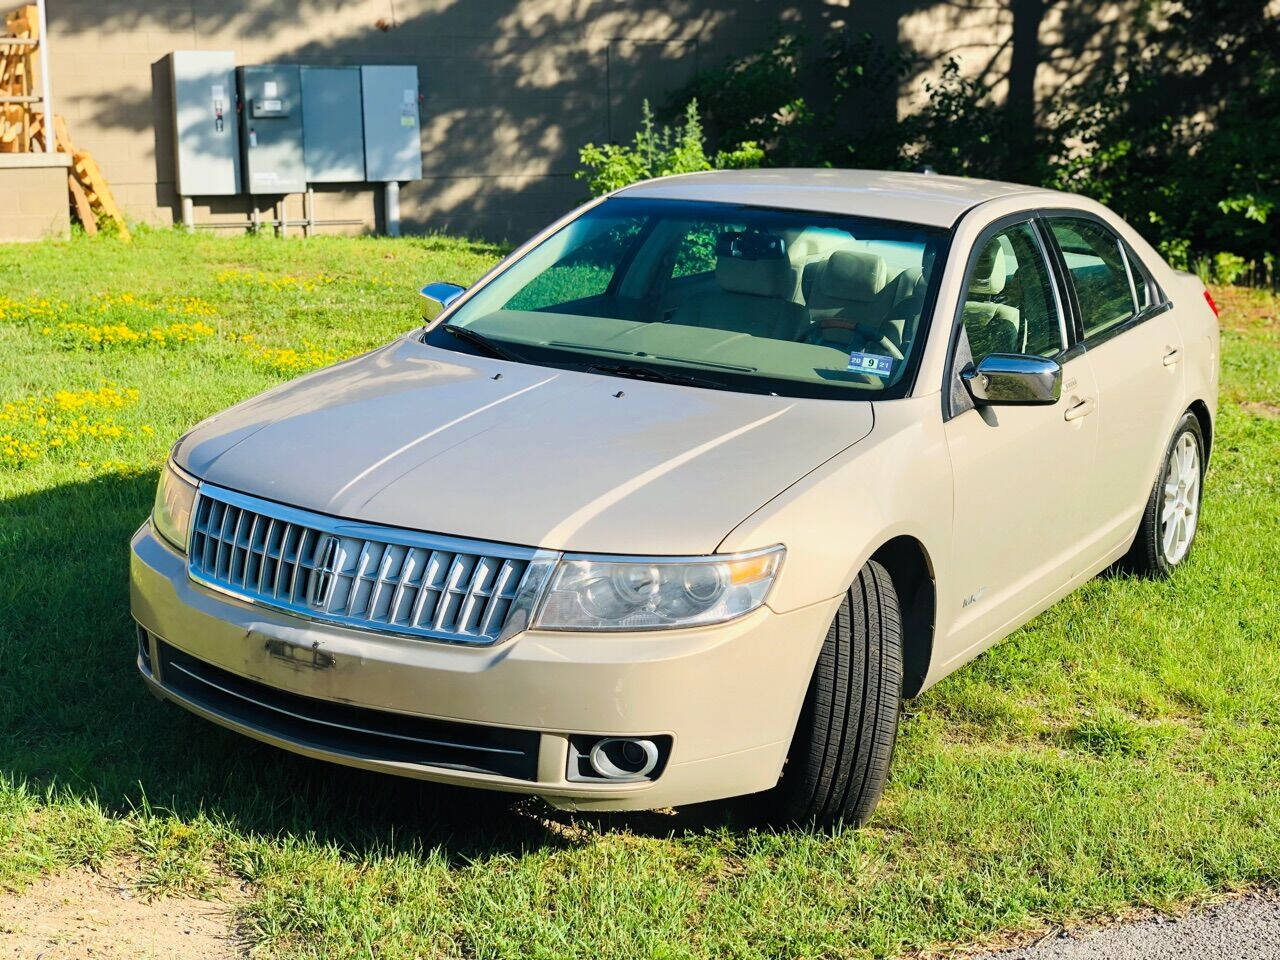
1075;299;1175;351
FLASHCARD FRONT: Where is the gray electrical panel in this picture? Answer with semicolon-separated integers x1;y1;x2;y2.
171;50;240;195
360;65;422;182
301;67;365;182
237;65;306;194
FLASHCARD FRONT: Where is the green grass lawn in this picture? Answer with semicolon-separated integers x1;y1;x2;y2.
1;229;1278;959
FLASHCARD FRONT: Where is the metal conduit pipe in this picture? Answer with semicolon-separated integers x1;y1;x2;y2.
384;181;400;237
191;218;366;230
179;190;367;233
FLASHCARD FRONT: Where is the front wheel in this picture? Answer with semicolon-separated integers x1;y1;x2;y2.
1123;411;1205;577
768;559;903;829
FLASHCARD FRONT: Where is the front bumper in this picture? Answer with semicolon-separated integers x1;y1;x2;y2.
130;522;836;811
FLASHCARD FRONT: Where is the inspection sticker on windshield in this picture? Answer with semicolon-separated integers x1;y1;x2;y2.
847;351;893;378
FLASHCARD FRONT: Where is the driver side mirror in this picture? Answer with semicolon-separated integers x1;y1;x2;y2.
419;282;466;322
961;353;1062;406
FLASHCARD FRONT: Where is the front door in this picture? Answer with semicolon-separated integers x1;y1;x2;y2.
941;219;1101;660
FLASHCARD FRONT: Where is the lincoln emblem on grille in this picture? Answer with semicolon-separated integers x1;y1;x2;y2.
306;534;341;609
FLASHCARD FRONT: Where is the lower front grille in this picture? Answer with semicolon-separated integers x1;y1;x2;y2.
155;641;540;781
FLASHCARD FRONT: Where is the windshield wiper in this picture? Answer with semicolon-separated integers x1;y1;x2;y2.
440;323;523;362
585;362;724;389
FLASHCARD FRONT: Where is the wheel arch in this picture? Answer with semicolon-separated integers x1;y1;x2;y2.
1188;398;1213;465
868;535;936;698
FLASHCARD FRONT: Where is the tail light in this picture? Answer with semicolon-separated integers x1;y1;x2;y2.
1204;290;1220;317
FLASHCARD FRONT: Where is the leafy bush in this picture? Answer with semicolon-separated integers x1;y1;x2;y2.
1192;252;1250;286
575;100;762;197
671;30;909;171
899;58;1020;180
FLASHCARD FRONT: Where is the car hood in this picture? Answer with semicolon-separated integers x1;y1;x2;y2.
175;337;875;555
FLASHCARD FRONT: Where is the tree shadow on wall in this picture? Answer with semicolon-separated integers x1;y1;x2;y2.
49;0;842;241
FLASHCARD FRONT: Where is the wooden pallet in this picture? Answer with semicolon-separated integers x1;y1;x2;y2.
0;5;38;153
51;114;130;239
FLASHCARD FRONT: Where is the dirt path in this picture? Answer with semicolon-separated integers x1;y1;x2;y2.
0;864;244;959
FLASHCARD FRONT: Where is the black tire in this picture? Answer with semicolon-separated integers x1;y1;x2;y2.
1122;411;1205;578
771;559;903;829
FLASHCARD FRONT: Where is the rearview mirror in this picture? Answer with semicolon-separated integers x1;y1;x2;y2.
419;282;466;322
961;353;1062;406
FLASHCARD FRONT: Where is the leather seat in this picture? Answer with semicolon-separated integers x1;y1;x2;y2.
804;250;919;357
960;243;1020;358
669;252;809;341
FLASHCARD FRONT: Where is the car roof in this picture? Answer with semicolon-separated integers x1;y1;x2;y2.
614;168;1066;228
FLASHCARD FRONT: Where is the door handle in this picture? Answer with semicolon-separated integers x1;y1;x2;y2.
1162;346;1182;366
1064;396;1095;421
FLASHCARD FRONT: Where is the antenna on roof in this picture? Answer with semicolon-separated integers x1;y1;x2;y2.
914;165;937;175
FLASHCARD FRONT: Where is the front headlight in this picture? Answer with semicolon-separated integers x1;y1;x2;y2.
152;459;198;552
532;546;784;631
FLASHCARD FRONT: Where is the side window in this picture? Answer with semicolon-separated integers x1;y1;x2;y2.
504;219;644;311
1047;218;1138;339
959;221;1065;366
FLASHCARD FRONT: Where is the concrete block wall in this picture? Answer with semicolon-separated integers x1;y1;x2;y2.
0;154;72;241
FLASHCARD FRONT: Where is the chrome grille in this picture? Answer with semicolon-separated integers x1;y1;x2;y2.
188;484;554;645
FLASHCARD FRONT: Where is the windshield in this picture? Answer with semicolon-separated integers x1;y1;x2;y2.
426;197;948;400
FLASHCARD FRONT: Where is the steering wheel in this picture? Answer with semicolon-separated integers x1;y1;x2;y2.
802;317;904;361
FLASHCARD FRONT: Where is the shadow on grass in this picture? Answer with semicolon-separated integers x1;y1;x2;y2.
0;472;750;866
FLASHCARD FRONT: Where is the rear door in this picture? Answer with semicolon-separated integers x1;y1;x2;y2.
941;216;1101;654
1044;216;1185;552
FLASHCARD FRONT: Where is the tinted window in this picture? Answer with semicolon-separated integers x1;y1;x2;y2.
1049;218;1137;338
959;221;1065;365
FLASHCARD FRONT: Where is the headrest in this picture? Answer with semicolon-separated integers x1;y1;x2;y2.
969;243;1007;296
816;250;887;303
716;254;793;298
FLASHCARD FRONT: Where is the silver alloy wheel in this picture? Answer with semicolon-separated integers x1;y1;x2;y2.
1160;432;1201;564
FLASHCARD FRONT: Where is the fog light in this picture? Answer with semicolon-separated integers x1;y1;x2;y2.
589;737;659;779
567;734;671;783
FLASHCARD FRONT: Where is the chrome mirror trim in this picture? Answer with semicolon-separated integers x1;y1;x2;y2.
961;353;1062;406
419;282;467;322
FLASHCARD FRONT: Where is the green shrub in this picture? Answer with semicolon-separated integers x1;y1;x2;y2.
575;100;762;198
1192;251;1250;286
669;30;909;171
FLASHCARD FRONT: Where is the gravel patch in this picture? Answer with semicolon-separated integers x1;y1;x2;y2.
971;893;1280;959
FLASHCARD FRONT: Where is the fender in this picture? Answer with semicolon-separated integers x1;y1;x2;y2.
719;392;952;627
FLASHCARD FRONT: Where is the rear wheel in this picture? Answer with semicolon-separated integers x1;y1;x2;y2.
770;559;903;829
1123;412;1205;577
